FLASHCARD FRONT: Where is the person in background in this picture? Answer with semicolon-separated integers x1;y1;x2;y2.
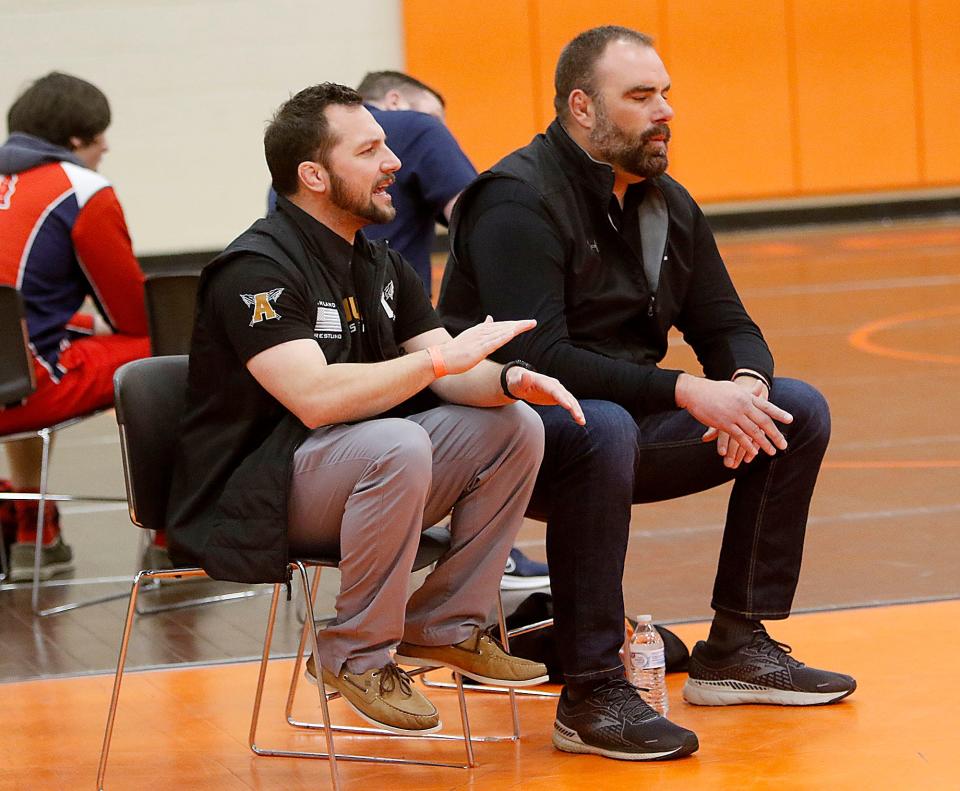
0;72;150;581
357;69;551;591
439;25;855;761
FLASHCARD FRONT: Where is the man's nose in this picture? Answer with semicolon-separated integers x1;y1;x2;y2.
383;146;401;173
657;95;674;123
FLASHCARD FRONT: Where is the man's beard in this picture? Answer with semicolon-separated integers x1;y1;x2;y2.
328;169;396;225
589;101;670;179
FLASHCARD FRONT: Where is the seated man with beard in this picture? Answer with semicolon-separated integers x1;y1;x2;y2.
439;25;855;761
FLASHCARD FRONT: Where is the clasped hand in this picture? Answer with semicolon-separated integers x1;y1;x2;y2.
678;375;792;469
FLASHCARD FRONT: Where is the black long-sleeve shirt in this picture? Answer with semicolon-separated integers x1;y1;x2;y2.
438;120;773;418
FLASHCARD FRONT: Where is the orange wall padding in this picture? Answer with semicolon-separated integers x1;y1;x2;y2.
403;0;960;204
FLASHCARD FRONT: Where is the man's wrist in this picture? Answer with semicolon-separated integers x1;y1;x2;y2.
674;372;696;409
500;360;535;399
426;346;448;378
732;369;770;389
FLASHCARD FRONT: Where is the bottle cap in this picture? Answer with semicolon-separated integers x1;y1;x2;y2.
636;614;652;623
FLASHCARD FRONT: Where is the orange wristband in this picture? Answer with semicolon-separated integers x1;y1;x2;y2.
426;346;448;378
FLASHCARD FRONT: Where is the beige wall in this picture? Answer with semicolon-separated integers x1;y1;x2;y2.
1;0;403;255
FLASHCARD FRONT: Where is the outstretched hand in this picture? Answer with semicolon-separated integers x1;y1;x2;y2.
505;367;586;425
439;316;536;375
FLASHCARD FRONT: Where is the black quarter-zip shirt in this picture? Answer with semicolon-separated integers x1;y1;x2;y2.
439;120;773;418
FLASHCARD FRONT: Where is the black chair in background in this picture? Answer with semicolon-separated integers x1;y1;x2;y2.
143;271;200;356
0;285;128;615
140;270;258;613
99;355;523;790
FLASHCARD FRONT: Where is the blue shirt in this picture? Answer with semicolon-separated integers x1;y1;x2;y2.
268;104;476;294
361;105;476;293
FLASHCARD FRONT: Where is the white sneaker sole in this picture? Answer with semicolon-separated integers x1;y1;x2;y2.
552;721;692;761
303;667;442;735
682;678;855;706
499;574;550;591
394;654;549;688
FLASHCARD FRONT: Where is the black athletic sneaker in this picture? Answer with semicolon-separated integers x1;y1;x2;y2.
683;627;857;706
553;677;699;761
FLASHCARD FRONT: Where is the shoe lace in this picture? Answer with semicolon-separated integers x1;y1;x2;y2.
375;663;414;698
590;677;659;721
749;629;804;668
480;625;507;650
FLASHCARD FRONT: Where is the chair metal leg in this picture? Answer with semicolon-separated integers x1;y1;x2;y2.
96;568;207;790
30;428;52;614
38;587;134;617
454;672;477;767
97;571;145;790
284;565;324;723
21;428;137;617
495;593;521;739
299;561;342;789
0;530;8;579
134;586;264;615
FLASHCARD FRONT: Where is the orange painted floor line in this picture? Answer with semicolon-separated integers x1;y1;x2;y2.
847;304;960;365
2;600;958;790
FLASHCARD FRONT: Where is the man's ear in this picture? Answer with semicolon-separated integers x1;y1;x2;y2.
68;135;84;151
383;88;406;110
297;161;327;194
567;89;595;130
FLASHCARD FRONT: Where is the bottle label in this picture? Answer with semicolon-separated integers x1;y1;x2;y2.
630;646;665;669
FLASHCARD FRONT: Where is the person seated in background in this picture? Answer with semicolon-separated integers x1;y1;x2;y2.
165;83;584;733
357;68;551;590
0;72;150;582
439;25;856;761
354;70;473;294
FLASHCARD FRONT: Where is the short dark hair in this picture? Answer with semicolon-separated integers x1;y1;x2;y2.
554;26;655;119
264;82;363;197
7;72;111;148
356;70;445;108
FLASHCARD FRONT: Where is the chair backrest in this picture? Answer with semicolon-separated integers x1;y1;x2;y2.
113;355;189;531
144;272;201;357
0;285;37;408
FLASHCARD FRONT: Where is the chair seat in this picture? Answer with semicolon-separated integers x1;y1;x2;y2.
298;524;451;573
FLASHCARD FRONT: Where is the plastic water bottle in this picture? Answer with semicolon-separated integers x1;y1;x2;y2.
628;614;669;715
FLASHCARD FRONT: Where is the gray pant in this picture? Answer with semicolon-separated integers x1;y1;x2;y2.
288;402;544;676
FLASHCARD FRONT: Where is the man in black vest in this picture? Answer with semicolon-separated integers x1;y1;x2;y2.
439;26;855;760
166;83;584;736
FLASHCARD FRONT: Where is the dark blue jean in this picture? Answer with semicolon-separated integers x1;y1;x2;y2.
526;377;831;684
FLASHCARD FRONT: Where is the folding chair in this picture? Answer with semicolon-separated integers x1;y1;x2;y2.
98;355;522;790
0;284;128;616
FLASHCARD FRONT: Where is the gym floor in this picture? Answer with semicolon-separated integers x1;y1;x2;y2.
1;216;958;789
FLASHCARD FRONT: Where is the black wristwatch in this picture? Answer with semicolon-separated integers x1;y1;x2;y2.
500;360;535;399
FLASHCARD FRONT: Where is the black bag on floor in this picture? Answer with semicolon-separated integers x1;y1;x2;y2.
504;592;689;683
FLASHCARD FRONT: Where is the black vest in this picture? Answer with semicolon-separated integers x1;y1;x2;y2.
167;206;406;583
